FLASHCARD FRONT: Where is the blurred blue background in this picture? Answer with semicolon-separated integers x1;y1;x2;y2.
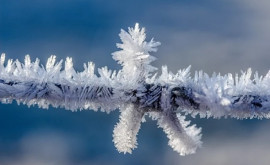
1;0;270;164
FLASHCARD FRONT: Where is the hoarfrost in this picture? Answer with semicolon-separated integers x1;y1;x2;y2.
1;23;270;155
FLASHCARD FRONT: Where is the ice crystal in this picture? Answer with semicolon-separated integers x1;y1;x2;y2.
0;23;270;155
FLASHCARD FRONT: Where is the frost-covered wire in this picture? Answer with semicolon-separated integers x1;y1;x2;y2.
0;23;270;156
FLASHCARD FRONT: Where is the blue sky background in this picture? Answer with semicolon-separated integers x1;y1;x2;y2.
1;0;270;164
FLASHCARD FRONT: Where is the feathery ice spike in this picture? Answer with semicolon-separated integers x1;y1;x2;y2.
1;23;270;156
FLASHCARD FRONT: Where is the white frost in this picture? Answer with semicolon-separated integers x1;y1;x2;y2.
0;23;270;156
113;104;144;154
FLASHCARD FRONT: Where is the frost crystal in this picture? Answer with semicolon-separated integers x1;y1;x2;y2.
1;23;270;156
113;104;144;154
112;23;160;85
